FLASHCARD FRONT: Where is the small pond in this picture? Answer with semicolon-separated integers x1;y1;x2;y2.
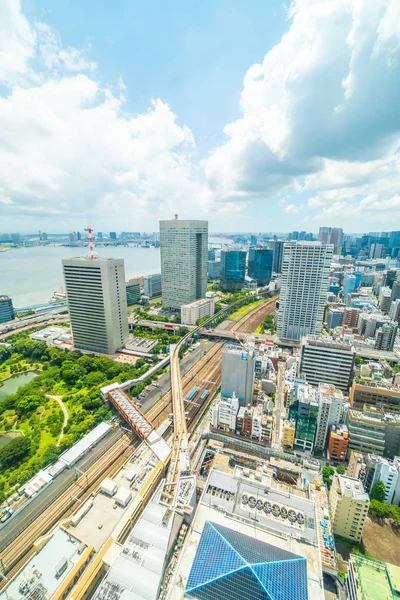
0;371;38;402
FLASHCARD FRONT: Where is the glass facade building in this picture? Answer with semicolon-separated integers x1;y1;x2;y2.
0;295;15;324
220;250;246;291
186;521;308;600
248;248;273;286
126;282;141;305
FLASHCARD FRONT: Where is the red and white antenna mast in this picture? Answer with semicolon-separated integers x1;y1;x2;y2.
84;226;99;260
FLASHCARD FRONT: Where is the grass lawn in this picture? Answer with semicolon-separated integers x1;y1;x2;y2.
229;299;265;322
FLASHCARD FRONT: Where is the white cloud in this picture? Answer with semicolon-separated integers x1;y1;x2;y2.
36;22;96;72
1;0;400;231
284;203;302;214
0;0;36;85
204;0;400;226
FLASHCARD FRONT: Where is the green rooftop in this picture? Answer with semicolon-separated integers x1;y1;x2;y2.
351;555;400;600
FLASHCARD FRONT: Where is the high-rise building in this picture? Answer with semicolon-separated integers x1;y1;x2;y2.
62;256;129;354
343;273;358;299
300;336;355;393
389;298;400;324
126;282;141;305
143;273;162;298
159;219;208;310
379;286;392;314
207;259;221;279
369;243;384;259
11;233;21;244
277;242;333;341
220;249;246;291
314;383;344;451
248;248;273;285
76;231;81;241
318;227;344;254
391;279;400;303
375;321;398;351
326;307;344;331
269;240;284;273
109;232;117;240
329;475;369;542
207;248;216;261
0;296;15;324
221;344;255;406
97;232;103;242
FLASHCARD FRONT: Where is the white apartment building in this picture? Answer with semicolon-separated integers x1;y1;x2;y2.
62;256;129;354
143;273;162;298
314;383;344;451
277;242;333;341
300;335;355;392
370;457;399;504
181;297;215;325
210;393;239;431
329;475;370;542
221;344;255;406
159;219;208;310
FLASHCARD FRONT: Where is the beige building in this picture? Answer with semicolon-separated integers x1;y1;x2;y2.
349;380;400;414
282;420;296;448
329;474;369;542
181;296;215;325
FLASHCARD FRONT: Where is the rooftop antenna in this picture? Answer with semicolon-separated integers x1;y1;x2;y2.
174;213;178;220
84;226;99;260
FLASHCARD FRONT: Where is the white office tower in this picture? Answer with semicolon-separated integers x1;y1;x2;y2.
315;383;344;451
62;257;129;354
300;336;355;392
159;219;208;310
277;242;333;341
221;344;255;406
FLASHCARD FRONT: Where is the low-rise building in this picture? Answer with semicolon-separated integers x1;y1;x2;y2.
210;393;239;432
282;419;296;449
181;296;215;325
346;554;400;600
327;424;349;461
329;475;370;542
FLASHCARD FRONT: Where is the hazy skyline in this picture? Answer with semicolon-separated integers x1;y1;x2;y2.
1;0;399;233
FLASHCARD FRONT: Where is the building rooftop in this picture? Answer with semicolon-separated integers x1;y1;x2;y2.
337;475;369;501
181;297;213;308
349;554;400;600
302;335;354;352
0;527;91;600
168;469;323;600
185;521;308;600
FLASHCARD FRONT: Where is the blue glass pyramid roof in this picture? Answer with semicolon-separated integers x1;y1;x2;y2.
186;521;308;600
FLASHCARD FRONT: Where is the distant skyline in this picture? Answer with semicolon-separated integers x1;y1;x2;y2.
1;0;399;233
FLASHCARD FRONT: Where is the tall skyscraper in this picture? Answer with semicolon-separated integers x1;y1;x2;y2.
248;248;273;285
318;227;344;255
269;240;284;273
0;296;15;324
277;242;333;341
62;256;129;354
220;249;246;291
159;219;208;310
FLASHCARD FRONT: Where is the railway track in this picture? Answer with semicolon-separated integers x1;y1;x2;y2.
234;296;277;334
0;434;135;577
0;299;276;582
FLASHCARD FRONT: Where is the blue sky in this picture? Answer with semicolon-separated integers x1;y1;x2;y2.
1;0;400;233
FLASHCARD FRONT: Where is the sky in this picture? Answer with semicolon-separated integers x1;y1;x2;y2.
0;0;400;234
